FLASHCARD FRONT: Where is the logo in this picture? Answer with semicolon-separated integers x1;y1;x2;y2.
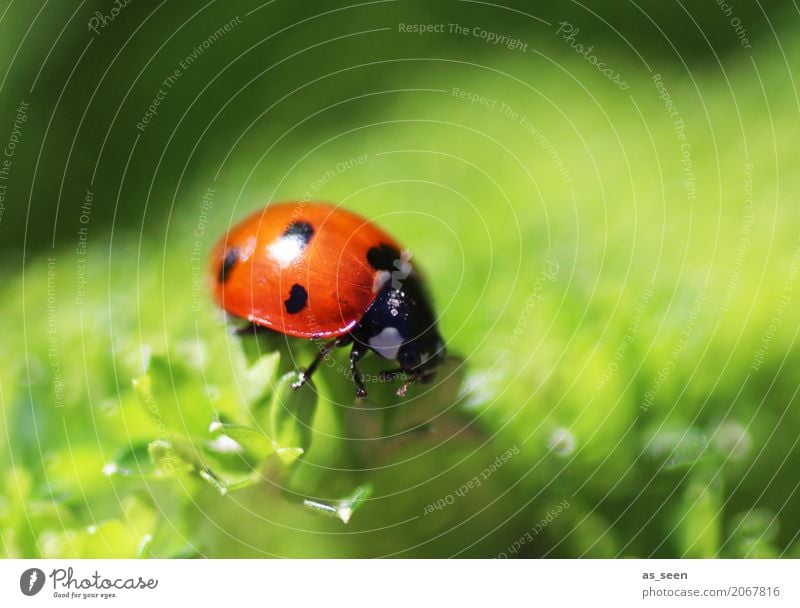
391;249;413;289
20;568;45;596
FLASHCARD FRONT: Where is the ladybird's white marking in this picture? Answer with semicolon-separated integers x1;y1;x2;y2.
368;327;404;359
268;235;304;269
391;249;413;289
372;270;391;293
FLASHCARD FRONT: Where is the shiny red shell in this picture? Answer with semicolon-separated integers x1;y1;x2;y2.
209;202;403;339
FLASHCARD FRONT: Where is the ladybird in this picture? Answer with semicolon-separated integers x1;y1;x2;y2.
209;202;446;398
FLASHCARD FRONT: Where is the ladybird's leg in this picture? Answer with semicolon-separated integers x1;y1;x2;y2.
291;336;349;390
378;368;405;382
396;377;413;397
396;369;436;397
349;342;368;399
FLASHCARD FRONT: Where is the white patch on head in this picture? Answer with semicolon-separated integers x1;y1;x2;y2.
368;327;404;360
372;270;391;293
391;249;413;289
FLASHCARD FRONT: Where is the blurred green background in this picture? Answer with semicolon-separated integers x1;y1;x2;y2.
2;0;800;558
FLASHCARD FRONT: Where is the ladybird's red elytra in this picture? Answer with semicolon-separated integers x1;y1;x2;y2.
210;202;446;398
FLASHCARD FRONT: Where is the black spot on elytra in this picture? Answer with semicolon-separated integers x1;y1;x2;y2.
282;221;314;247
284;283;308;314
219;247;239;283
367;243;401;271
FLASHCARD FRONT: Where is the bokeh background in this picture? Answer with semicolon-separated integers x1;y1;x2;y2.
1;0;799;558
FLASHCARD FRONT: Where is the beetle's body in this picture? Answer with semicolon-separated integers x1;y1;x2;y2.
210;202;445;397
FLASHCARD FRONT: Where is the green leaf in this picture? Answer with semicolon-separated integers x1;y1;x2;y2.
103;442;159;478
147;439;200;475
207;422;275;462
674;468;722;558
238;328;288;368
40;496;157;559
275;447;304;466
40;520;142;559
239;352;281;405
197;469;231;495
148;434;265;494
2;468;39;557
133;355;215;438
303;484;373;524
203;422;276;484
269;371;317;463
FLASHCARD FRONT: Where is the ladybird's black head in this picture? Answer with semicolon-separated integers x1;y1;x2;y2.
353;269;446;376
397;330;447;374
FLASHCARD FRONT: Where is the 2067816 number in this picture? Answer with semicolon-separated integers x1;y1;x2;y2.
729;586;780;597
